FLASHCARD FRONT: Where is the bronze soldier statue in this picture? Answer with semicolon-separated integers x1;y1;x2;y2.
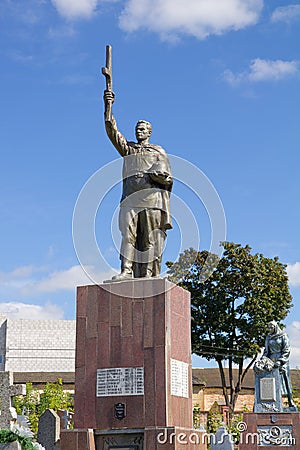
102;46;173;282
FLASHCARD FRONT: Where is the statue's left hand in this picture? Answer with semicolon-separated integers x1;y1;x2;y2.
150;171;172;185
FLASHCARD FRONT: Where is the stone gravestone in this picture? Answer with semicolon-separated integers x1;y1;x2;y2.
254;364;283;413
0;372;26;429
37;409;60;450
210;425;234;450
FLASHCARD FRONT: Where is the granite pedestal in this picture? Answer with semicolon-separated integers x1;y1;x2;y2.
239;412;300;449
61;279;205;449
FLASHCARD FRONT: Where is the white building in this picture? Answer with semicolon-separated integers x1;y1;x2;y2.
0;314;75;372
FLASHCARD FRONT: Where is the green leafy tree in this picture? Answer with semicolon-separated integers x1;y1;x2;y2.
14;379;74;435
206;405;223;434
38;378;73;414
167;242;293;413
14;383;40;434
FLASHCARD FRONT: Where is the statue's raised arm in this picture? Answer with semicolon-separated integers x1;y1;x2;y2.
101;44;173;282
102;45;129;157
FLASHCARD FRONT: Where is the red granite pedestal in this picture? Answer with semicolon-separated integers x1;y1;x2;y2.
238;412;300;449
60;279;205;450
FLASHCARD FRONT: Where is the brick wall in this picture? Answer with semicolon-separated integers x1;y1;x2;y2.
193;386;254;413
204;391;254;411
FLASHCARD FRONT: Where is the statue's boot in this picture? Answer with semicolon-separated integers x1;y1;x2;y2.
110;258;133;282
111;271;132;282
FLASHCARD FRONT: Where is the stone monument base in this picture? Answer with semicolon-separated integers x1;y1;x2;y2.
239;412;300;449
60;428;96;450
74;280;193;431
61;427;206;449
65;279;206;450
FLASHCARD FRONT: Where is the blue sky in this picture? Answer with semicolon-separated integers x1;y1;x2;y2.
1;0;300;367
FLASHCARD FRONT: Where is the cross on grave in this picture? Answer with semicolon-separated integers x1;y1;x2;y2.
0;372;26;429
57;409;73;429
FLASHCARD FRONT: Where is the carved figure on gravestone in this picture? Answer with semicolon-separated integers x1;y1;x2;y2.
254;321;296;409
253;356;274;374
102;46;173;281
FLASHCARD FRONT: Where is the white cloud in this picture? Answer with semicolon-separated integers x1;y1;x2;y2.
224;58;299;85
0;265;115;296
271;5;300;23
286;322;300;368
0;265;36;289
0;301;64;320
51;0;98;20
287;262;300;287
223;69;244;86
28;265;113;293
119;0;263;40
249;58;299;81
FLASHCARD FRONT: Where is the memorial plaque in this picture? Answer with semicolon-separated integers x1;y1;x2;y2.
114;402;126;420
171;359;189;398
96;367;144;397
260;377;276;402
